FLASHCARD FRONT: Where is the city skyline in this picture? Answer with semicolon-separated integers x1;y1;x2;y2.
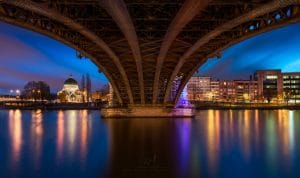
1;22;300;94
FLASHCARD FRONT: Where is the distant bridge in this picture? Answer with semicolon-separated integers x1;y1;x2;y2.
0;0;299;108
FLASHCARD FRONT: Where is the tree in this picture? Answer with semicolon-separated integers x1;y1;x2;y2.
22;81;50;100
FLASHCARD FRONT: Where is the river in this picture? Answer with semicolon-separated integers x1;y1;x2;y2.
0;109;300;178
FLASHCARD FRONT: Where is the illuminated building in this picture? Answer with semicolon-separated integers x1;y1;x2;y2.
219;81;236;102
249;80;258;102
283;72;300;103
57;76;84;103
186;76;211;101
234;80;258;103
255;70;283;103
210;81;220;102
185;76;258;103
184;70;300;104
91;91;108;102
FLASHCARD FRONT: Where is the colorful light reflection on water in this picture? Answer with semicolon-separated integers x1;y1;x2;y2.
0;110;300;178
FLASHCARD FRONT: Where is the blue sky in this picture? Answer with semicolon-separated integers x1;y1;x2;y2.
198;22;300;80
0;21;300;94
0;22;108;94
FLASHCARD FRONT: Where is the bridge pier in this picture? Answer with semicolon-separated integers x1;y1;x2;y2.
100;105;195;118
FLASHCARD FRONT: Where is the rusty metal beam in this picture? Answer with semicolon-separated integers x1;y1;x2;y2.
0;15;124;104
152;0;210;104
99;0;145;104
3;0;134;104
164;0;300;104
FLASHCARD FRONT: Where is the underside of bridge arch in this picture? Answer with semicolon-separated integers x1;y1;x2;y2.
0;0;299;109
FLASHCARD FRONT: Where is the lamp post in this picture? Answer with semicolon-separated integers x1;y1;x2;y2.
37;90;41;101
32;89;36;101
10;90;13;99
16;89;20;99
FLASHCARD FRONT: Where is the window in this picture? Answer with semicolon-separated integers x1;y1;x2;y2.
266;75;278;79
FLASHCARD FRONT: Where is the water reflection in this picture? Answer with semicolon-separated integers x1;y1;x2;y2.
56;111;64;161
66;110;77;154
79;110;89;162
175;119;191;178
206;110;220;176
9;109;22;168
31;109;43;168
1;110;300;178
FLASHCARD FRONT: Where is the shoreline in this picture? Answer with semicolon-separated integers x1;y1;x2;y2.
1;104;300;110
192;102;300;110
0;102;102;110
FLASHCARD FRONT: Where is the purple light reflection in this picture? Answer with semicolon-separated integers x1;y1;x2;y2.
175;119;192;177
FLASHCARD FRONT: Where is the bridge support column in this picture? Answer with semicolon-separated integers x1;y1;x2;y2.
101;105;195;118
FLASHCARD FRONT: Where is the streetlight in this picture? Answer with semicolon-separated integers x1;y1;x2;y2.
15;89;20;99
32;89;36;101
37;90;41;100
10;90;13;98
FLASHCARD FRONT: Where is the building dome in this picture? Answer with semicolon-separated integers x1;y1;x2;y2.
58;75;83;103
64;77;78;85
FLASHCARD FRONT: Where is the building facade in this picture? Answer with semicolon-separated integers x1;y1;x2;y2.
185;76;258;103
219;81;236;102
283;72;300;103
186;76;211;101
57;76;84;103
210;80;220;101
234;80;258;103
255;70;283;103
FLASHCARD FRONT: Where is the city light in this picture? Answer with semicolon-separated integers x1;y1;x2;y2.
186;69;300;105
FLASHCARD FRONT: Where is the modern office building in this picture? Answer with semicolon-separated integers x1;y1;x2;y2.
255;70;283;102
184;70;300;104
283;72;300;103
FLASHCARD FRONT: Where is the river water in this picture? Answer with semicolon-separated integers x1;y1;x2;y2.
0;109;300;178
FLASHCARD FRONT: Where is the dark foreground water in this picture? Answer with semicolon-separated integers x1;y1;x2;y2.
0;109;300;178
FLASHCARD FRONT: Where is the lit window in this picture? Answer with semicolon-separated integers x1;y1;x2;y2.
266;75;278;79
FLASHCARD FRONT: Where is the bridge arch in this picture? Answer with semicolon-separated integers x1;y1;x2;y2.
163;2;300;105
1;0;299;107
173;20;300;105
0;11;125;103
0;1;137;104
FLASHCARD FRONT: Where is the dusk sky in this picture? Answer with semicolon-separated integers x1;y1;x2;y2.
199;22;300;79
0;21;300;94
0;22;108;95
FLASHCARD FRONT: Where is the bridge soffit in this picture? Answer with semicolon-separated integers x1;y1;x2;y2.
164;0;300;104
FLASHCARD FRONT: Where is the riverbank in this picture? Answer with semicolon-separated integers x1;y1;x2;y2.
0;102;102;110
193;102;300;110
2;101;300;110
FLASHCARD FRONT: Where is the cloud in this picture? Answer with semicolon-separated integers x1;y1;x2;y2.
199;23;300;79
0;22;108;94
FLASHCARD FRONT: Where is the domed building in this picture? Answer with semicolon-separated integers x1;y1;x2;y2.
57;76;84;103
